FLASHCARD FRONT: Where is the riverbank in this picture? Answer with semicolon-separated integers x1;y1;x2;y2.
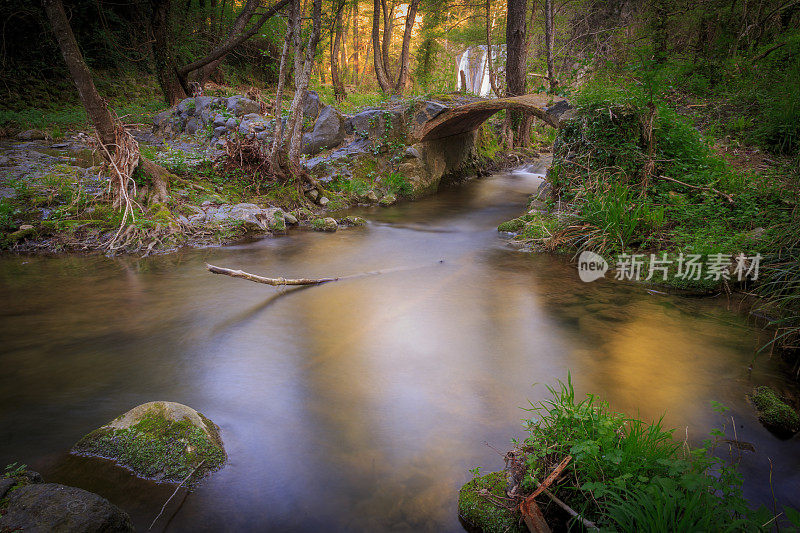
497;78;800;365
0;87;536;256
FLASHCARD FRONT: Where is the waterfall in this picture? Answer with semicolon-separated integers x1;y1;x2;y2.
456;45;505;97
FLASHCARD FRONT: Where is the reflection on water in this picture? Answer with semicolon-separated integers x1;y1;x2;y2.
0;169;798;532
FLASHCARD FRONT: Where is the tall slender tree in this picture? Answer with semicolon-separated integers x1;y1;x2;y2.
285;0;322;179
505;0;528;145
371;0;420;94
544;0;558;91
331;0;348;100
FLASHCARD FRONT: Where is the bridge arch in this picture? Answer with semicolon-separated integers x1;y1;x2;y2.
414;94;571;142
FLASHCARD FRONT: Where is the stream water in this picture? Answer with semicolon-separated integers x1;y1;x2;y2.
1;167;798;531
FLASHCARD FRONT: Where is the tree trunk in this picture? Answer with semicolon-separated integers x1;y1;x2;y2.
286;0;322;177
544;0;557;92
380;0;394;77
505;0;527;146
371;0;393;91
150;0;189;104
331;0;347;100
485;0;501;96
270;0;298;172
353;0;360;83
392;0;419;94
506;0;527;98
43;0;171;223
42;0;117;146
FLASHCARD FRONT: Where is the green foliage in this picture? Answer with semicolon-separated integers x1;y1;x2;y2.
3;463;27;478
383;172;412;197
0;199;14;231
517;377;768;529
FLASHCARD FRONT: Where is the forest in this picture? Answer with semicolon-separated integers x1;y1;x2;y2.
1;0;800;531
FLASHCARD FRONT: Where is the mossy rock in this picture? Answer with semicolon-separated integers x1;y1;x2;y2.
311;217;338;232
343;216;367;226
497;218;526;233
748;386;800;437
72;401;226;483
458;472;526;533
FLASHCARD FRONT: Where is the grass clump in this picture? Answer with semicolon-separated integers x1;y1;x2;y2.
748;386;800;437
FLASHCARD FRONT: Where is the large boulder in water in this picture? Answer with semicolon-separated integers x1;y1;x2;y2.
72;401;226;483
0;469;133;533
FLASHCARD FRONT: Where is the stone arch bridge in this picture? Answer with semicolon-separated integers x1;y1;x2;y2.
413;94;572;142
398;94;572;196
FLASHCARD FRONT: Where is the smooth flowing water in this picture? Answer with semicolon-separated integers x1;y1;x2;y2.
1;167;798;532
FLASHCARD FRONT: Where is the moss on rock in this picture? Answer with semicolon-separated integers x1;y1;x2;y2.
72;401;226;483
497;218;526;233
748;386;800;436
311;217;338;232
458;472;526;533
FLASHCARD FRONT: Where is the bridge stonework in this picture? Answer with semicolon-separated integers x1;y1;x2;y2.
413;94;572;142
396;95;572;198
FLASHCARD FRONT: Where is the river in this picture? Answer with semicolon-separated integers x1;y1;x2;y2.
0;167;798;531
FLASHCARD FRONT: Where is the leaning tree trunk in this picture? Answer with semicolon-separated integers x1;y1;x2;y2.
505;0;527;146
331;0;347;100
391;0;420;94
197;0;260;83
42;0;172;237
371;0;393;91
150;0;189;104
42;0;116;146
177;0;292;86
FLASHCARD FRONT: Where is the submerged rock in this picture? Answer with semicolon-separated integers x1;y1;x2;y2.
748;386;800;437
72;401;226;483
0;483;134;533
458;472;525;533
0;469;132;533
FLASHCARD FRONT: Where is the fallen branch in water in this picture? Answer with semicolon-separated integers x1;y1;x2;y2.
206;261;444;287
206;264;339;286
149;459;205;530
